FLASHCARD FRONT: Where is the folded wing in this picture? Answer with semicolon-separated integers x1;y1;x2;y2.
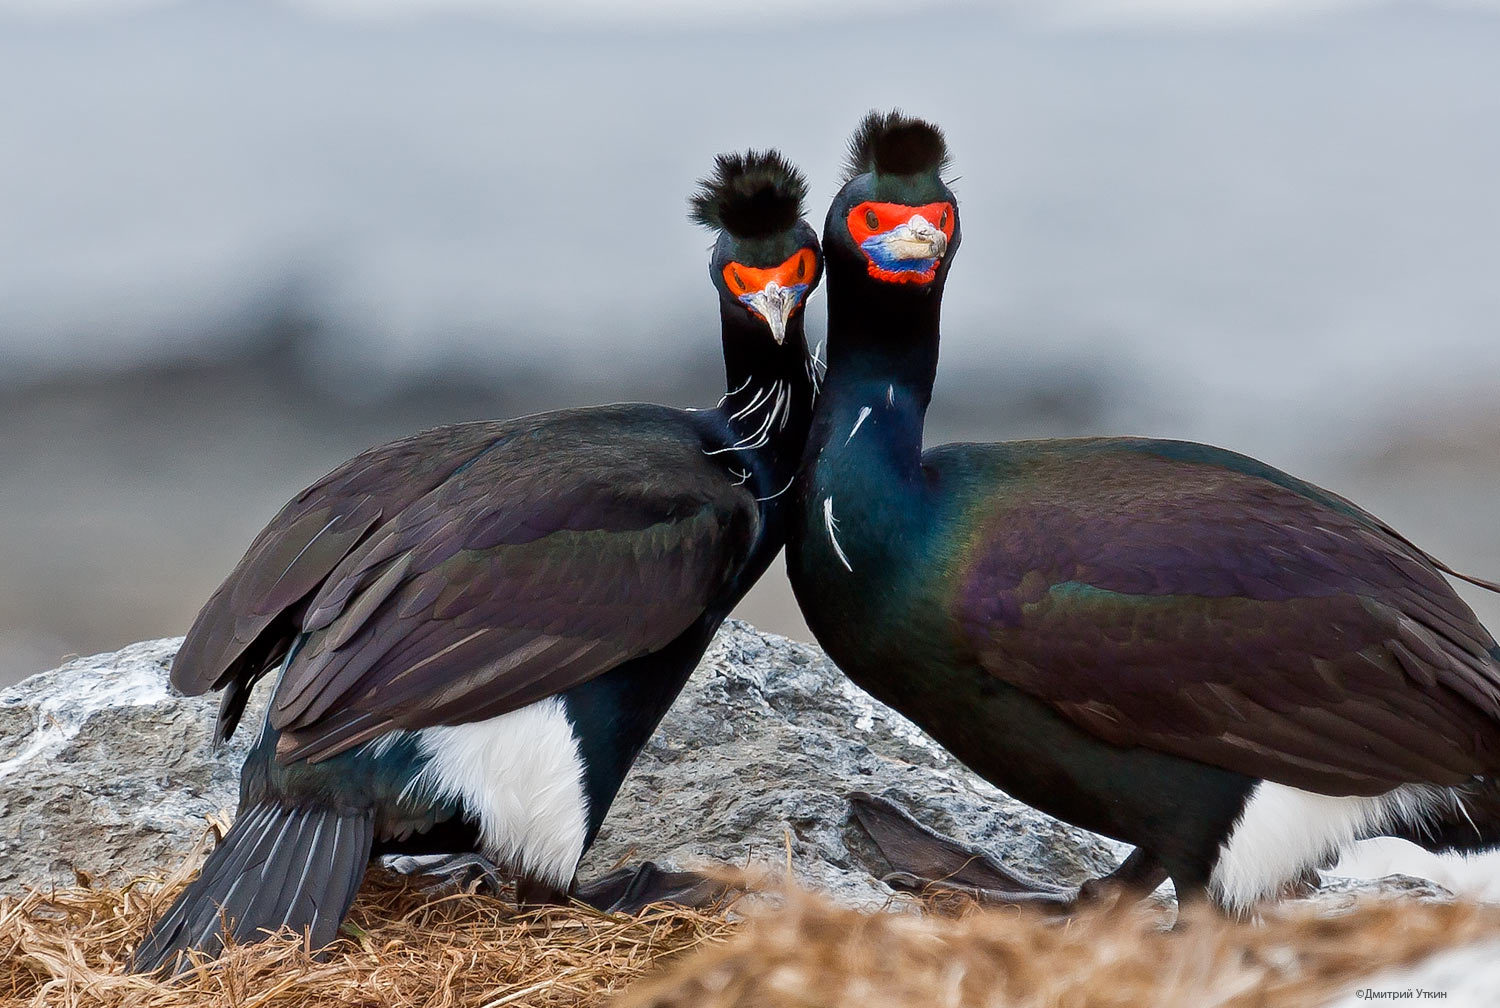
262;410;757;763
171;423;510;742
954;439;1500;795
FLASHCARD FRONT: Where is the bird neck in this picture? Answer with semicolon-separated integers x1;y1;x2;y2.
792;261;942;588
713;302;816;488
810;258;944;483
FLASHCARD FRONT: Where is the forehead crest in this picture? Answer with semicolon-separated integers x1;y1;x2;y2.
842;110;951;183
690;150;808;239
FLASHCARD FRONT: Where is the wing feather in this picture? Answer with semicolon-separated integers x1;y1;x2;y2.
171;424;510;742
954;439;1500;795
264;408;758;764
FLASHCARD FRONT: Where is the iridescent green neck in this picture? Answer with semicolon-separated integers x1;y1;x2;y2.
809;254;945;487
819;255;943;420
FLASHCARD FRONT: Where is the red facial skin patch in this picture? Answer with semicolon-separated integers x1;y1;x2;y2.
722;248;818;311
845;201;956;285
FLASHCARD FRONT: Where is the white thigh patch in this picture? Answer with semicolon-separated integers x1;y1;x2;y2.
1209;781;1460;914
407;697;590;889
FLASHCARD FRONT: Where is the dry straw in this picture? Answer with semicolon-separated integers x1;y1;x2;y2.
0;827;733;1008
620;888;1500;1008
4;829;1499;1008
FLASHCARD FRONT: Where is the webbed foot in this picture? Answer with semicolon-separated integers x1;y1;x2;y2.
849;792;1165;913
574;862;730;914
384;851;508;896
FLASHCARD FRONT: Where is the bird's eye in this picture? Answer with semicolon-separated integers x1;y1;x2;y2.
796;255;806;280
940;209;949;228
864;209;879;230
731;268;745;291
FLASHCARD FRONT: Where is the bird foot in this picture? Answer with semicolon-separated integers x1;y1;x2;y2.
876;869;1083;913
384;851;509;897
850;792;1068;901
573;862;731;914
849;792;1164;914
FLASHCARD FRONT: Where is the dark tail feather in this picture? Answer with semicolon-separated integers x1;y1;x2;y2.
132;802;375;975
212;676;255;749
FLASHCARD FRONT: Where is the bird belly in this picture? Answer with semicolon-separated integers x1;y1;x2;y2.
403;697;590;889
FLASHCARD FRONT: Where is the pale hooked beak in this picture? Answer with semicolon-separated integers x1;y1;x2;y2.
877;213;949;261
742;280;806;345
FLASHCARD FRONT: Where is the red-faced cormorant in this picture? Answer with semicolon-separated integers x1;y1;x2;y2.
787;111;1500;914
133;149;823;972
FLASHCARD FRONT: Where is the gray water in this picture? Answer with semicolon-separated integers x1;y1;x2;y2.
2;1;1499;681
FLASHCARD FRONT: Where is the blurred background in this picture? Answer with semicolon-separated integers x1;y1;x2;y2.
2;0;1498;686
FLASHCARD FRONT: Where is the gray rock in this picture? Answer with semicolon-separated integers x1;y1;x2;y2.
0;621;1123;901
580;621;1126;902
1312;873;1457;907
0;637;259;892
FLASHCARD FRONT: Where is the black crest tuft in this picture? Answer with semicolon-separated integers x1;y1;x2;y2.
689;150;808;239
842;110;950;182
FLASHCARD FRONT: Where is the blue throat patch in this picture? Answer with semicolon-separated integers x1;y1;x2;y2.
860;234;937;274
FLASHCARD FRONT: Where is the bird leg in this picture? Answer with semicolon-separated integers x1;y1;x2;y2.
386;852;730;912
384;851;509;896
1076;846;1170;903
572;862;731;914
849;792;1165;913
516;873;573;907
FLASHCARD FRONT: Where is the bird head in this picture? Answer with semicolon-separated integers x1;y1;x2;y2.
691;150;823;346
827;110;958;289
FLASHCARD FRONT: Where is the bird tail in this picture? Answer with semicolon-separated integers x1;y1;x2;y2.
132;801;375;975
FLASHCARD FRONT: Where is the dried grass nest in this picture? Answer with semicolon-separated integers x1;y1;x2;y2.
0;826;733;1008
4;826;1500;1008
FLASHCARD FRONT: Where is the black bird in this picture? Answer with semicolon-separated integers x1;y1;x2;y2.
134;149;823;972
787;110;1500;914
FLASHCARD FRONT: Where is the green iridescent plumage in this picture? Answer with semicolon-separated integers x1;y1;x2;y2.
789;111;1500;909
